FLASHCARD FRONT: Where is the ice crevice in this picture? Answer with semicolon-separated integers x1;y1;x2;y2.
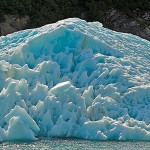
0;18;150;141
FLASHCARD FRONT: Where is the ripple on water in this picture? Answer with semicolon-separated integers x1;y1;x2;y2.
0;139;150;150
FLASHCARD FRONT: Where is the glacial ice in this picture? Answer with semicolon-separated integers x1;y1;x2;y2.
0;18;150;141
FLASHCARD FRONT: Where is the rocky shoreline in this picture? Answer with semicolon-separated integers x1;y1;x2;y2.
0;9;150;41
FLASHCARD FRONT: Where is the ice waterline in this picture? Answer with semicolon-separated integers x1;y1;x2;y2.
0;18;150;141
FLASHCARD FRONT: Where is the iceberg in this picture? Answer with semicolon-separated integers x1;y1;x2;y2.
0;18;150;141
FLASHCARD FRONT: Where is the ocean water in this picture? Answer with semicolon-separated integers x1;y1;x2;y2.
0;139;150;150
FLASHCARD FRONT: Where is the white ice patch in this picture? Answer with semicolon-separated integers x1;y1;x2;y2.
0;18;150;141
6;116;37;141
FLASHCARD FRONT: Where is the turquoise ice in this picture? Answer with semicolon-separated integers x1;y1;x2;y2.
0;18;150;141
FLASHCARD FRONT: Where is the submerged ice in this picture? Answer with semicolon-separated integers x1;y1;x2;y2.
0;18;150;141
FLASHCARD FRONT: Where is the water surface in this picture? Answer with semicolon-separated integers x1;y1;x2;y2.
1;138;150;150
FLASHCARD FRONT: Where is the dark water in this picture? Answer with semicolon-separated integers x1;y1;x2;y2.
0;138;150;150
